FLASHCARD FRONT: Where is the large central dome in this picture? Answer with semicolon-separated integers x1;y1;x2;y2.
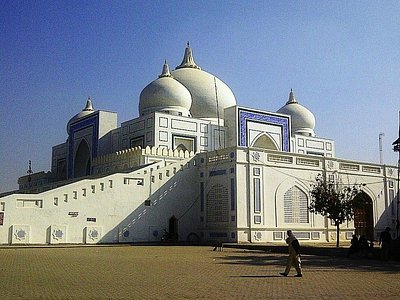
171;44;236;120
138;43;237;121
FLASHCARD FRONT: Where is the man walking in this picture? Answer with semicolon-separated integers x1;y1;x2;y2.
280;230;302;277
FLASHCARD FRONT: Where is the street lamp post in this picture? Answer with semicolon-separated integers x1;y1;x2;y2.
379;133;384;165
393;112;400;239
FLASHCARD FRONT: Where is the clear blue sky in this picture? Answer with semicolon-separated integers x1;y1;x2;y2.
1;1;399;192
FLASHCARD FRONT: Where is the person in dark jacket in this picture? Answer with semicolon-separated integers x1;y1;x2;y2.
347;234;360;258
379;227;392;260
280;230;302;277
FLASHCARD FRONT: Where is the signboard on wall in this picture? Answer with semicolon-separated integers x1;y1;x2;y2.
0;212;4;225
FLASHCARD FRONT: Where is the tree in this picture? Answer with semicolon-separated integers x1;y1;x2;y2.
309;174;363;247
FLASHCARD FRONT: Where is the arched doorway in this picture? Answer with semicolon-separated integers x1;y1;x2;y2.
74;139;91;178
168;216;178;241
252;134;278;150
353;192;374;240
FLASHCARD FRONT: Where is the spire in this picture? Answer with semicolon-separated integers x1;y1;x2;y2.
159;59;172;78
286;89;298;104
176;41;201;70
83;97;94;111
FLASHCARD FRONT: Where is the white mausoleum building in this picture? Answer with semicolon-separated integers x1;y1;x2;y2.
0;44;398;245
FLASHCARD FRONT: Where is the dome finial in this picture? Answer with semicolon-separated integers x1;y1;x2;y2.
176;42;201;70
159;60;172;78
287;89;297;104
83;97;94;111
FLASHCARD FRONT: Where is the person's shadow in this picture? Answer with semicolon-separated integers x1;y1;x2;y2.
231;275;282;278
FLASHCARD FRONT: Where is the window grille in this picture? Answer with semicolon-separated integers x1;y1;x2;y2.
284;186;309;223
206;184;229;223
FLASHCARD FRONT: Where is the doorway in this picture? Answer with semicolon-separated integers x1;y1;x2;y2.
353;192;374;240
168;216;178;241
74;139;91;178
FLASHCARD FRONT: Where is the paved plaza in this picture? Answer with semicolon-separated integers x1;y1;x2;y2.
0;245;399;299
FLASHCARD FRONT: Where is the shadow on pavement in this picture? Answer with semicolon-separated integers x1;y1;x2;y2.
217;250;400;274
234;275;282;278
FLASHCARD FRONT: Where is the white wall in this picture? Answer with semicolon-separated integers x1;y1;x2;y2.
0;158;200;245
1;146;397;245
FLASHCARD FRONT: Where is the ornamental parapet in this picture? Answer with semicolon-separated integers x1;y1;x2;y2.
92;146;194;175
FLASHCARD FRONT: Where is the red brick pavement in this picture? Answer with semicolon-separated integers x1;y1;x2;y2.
0;245;399;299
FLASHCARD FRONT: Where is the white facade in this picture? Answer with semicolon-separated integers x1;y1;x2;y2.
116;112;226;153
197;147;396;243
1;44;398;245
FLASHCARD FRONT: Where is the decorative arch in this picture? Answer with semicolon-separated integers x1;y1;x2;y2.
173;135;195;152
74;139;91;178
275;179;311;227
175;144;188;152
251;133;279;151
353;191;374;240
283;186;309;224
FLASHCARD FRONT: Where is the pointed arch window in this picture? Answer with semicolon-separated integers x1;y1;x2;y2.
284;186;309;223
252;134;278;150
175;144;188;152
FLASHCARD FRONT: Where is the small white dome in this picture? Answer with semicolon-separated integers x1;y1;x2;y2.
139;61;192;117
277;90;316;137
67;98;95;132
171;44;236;120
